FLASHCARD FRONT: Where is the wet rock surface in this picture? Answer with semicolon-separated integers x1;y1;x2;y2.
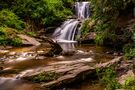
0;44;117;90
20;57;122;88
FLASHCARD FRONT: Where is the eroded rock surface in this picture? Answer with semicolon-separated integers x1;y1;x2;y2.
19;57;122;88
18;34;41;46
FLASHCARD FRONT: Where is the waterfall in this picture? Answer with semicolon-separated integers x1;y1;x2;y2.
52;2;90;52
52;19;79;42
75;2;90;19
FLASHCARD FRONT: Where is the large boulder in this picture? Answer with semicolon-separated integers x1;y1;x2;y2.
19;57;122;88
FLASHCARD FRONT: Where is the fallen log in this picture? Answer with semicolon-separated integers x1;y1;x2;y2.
39;36;62;56
20;57;123;88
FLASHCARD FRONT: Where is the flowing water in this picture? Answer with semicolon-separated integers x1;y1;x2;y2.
75;2;90;19
0;1;116;90
52;19;79;41
0;78;42;90
52;2;90;53
52;19;79;53
0;44;115;90
53;2;90;41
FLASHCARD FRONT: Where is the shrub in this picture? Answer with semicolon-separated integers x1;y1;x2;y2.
96;67;121;90
11;0;73;27
94;21;117;45
124;76;135;90
89;0;132;46
0;9;25;30
123;44;135;59
0;27;22;46
81;19;91;36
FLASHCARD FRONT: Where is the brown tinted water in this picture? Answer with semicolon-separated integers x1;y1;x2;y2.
0;78;43;90
0;44;115;90
56;80;105;90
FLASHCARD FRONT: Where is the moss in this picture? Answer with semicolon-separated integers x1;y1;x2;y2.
25;72;59;83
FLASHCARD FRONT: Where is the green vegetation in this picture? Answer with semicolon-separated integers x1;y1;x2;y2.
0;27;22;46
124;76;135;90
96;67;121;90
26;31;36;37
0;9;24;46
81;19;91;36
0;0;135;89
96;67;135;90
78;0;135;58
24;72;59;83
0;0;75;46
124;44;135;59
2;0;74;27
0;9;25;30
89;0;132;45
122;21;135;59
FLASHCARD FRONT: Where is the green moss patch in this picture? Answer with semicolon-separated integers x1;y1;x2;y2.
24;72;59;83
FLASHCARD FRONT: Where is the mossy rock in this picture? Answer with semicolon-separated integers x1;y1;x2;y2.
23;72;59;83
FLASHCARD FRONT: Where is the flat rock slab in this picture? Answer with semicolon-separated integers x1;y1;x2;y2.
20;57;122;88
18;34;41;46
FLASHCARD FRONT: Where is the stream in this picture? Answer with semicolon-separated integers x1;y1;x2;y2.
0;44;116;90
0;1;120;90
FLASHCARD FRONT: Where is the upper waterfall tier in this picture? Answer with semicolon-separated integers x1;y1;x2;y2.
75;2;90;19
52;2;90;42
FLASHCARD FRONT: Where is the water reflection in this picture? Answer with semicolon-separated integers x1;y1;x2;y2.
0;44;115;90
0;78;42;90
58;42;77;53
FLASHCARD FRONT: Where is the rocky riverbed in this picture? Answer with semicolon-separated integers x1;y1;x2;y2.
0;44;132;90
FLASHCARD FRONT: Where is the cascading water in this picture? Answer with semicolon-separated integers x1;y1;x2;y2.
52;2;90;52
52;19;79;42
75;2;90;19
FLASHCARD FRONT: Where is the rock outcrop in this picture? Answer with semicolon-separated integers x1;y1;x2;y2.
20;57;122;88
18;34;41;46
